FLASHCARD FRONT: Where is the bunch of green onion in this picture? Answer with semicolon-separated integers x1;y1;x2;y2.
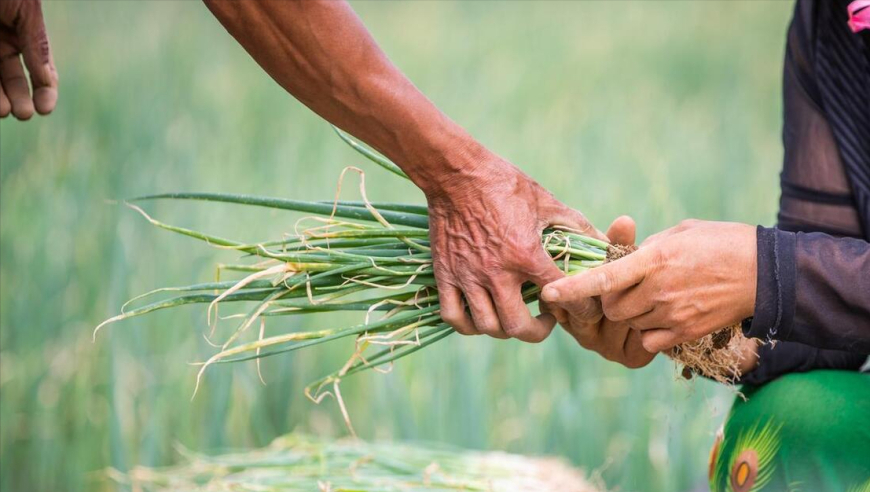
106;432;601;492
96;128;609;430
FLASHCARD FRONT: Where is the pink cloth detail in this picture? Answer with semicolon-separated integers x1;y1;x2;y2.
847;0;870;33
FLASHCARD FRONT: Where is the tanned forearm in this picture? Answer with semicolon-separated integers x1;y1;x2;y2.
202;0;484;196
203;0;603;343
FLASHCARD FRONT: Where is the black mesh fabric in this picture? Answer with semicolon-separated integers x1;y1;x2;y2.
779;0;864;238
739;0;870;385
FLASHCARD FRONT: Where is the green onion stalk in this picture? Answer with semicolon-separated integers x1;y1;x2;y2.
107;432;602;492
96;127;610;433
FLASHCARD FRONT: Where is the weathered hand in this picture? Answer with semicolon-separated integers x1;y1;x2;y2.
428;154;605;342
541;215;655;368
542;219;757;352
203;0;605;342
0;0;57;120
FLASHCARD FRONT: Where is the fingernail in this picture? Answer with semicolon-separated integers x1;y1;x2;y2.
541;286;560;302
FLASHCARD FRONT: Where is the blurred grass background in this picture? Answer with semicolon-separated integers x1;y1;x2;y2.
0;1;792;491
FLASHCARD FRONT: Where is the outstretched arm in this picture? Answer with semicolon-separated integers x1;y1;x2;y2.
202;0;474;189
203;0;604;342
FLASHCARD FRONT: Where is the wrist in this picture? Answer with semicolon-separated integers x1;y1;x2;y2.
736;223;759;321
744;227;796;341
414;134;497;199
385;117;503;199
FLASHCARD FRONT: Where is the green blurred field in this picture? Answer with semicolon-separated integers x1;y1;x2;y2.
0;1;792;491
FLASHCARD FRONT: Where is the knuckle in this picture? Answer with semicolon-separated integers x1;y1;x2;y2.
488;279;516;301
653;287;673;305
476;261;503;281
501;318;526;337
473;314;501;334
677;219;699;231
431;261;452;280
4;74;27;85
441;315;469;334
571;301;603;323
439;303;467;330
690;297;711;317
440;308;462;326
668;306;693;329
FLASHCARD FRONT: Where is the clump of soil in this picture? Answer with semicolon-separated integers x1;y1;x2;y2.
668;323;745;384
605;244;745;384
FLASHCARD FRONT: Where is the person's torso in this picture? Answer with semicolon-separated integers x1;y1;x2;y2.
779;0;869;239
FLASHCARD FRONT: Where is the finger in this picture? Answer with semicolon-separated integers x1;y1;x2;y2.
0;79;10;117
600;283;654;322
547;204;608;242
528;248;603;324
554;293;603;325
564;309;603;347
623;307;666;331
541;247;652;302
624;329;656;366
437;284;479;336
490;279;555;343
597;317;633;357
539;298;568;325
641;329;680;353
16;1;57;115
0;44;34;120
605;215;636;246
465;285;508;339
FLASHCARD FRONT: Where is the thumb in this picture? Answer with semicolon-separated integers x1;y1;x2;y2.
605;215;636;246
545;202;608;243
526;245;568;287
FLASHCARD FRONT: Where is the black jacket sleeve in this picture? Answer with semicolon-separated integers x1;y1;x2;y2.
738;341;868;386
744;226;870;354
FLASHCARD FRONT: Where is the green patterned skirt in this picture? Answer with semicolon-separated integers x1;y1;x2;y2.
709;370;870;492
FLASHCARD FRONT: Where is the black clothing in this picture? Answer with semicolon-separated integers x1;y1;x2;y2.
740;0;870;384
